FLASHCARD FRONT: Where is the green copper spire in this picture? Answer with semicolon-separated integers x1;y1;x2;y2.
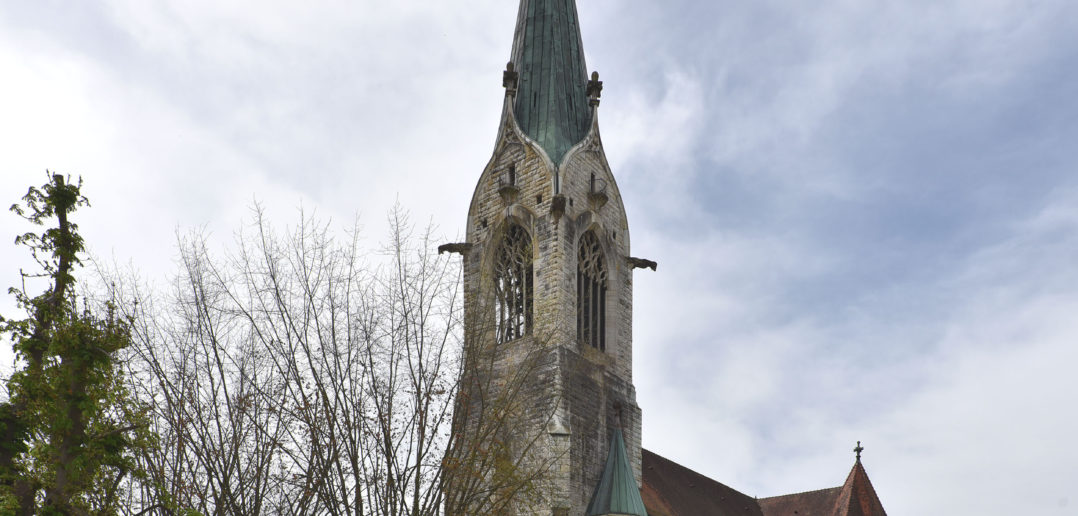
586;429;649;516
510;0;592;165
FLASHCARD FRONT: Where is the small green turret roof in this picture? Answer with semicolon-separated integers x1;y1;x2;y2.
586;429;648;516
510;0;592;165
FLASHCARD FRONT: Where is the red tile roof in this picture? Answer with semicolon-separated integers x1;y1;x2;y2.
839;460;887;516
641;449;764;516
758;460;887;516
758;487;844;516
641;450;887;516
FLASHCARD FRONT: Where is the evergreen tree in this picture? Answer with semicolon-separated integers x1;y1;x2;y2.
0;174;149;515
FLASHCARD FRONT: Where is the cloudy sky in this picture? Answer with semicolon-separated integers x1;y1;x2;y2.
2;0;1077;513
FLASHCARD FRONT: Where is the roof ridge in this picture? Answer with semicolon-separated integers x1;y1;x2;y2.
758;485;843;500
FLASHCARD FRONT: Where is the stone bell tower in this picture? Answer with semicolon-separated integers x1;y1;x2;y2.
446;1;650;514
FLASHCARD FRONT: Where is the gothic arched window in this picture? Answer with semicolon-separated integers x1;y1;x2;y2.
577;231;607;350
495;225;533;342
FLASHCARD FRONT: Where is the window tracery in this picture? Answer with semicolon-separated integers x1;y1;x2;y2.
494;225;533;342
577;231;607;350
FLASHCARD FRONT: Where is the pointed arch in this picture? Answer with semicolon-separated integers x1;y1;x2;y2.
494;224;534;342
577;230;607;350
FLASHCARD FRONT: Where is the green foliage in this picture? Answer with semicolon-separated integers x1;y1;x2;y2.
0;173;152;515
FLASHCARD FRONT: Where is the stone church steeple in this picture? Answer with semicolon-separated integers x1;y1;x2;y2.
509;0;592;166
445;0;649;514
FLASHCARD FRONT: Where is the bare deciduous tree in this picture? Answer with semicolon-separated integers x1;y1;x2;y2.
112;205;557;515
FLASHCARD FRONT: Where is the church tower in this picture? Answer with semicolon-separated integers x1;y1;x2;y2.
448;1;649;514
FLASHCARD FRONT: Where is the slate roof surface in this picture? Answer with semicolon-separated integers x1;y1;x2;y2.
510;0;592;165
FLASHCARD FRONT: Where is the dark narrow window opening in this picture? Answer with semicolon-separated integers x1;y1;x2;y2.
577;231;608;351
495;225;533;343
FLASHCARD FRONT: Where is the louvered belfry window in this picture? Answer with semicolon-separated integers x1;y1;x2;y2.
495;225;533;343
577;231;607;350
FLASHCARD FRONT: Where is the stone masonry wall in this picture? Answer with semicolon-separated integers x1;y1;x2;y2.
459;95;642;515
